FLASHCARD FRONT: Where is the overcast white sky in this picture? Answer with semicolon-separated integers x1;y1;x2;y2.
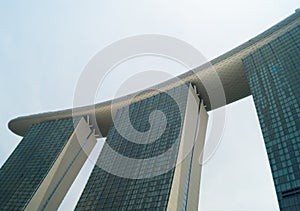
0;1;299;210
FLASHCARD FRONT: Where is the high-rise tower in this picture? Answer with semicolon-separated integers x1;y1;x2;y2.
0;117;97;210
75;84;207;210
243;25;300;210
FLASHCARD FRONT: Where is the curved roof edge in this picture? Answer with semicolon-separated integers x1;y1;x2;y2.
8;10;300;137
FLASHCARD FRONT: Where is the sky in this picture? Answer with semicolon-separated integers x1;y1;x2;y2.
0;1;299;210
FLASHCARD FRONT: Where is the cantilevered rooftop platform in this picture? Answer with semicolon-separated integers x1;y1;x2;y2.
8;10;300;137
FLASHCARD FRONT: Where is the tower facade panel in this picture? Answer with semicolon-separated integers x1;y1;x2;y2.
76;84;207;210
0;118;78;210
243;25;300;210
0;117;97;210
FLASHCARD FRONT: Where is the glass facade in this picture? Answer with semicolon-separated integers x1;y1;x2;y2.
75;85;194;210
243;25;300;210
0;118;78;210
